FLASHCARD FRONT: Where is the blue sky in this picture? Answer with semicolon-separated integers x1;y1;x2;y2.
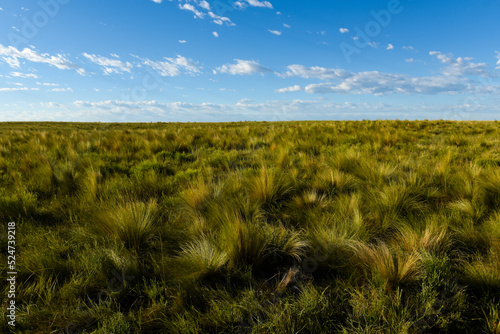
0;0;499;121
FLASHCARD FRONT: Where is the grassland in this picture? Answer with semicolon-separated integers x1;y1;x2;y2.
1;120;500;333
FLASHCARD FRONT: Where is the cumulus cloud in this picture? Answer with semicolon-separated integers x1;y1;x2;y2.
82;53;133;75
429;51;490;77
387;44;394;50
0;44;84;75
277;50;499;96
215;59;272;75
138;55;201;77
212;31;219;37
269;30;282;36
10;72;38;78
339;28;349;33
278;62;500;96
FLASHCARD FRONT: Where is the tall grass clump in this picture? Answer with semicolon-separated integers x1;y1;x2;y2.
93;199;158;250
247;165;293;212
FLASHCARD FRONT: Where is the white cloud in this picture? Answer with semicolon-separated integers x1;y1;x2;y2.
177;1;234;25
5;97;500;122
276;85;303;93
212;31;219;37
0;87;39;92
207;11;233;26
283;23;291;28
238;0;273;9
403;46;415;51
178;40;187;44
179;3;205;18
281;64;351;80
51;88;73;92
429;51;490;77
139;55;201;77
10;72;38;78
151;0;162;3
0;44;84;74
82;53;133;75
37;82;59;86
405;58;415;63
339;28;349;34
215;59;272;75
199;1;210;10
301;72;472;95
269;30;282;36
495;51;500;70
277;54;500;96
167;0;272;26
386;44;394;50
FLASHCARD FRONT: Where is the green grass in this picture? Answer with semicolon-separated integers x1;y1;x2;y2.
1;120;500;333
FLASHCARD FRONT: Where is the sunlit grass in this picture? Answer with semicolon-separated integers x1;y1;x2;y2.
2;120;500;333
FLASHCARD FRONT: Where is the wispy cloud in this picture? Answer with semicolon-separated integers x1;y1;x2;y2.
215;59;272;75
10;72;38;78
166;0;272;26
51;87;73;92
0;44;84;75
236;0;273;9
387;44;394;50
179;3;205;19
269;30;282;36
495;51;500;70
37;82;59;86
280;64;351;80
82;53;133;75
173;1;234;25
0;87;39;92
138;55;201;77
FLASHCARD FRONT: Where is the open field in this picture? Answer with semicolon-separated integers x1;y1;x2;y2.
1;120;500;333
